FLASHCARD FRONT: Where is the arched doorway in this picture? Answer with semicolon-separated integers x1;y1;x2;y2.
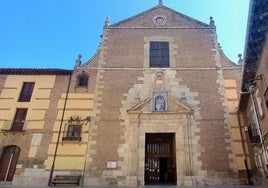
0;145;20;181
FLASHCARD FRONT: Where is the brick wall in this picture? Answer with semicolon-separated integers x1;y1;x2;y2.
83;4;243;186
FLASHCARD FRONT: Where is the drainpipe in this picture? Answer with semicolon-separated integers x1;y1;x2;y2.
236;110;251;184
241;89;268;175
48;73;72;186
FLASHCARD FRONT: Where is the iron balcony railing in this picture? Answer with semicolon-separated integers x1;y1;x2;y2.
62;132;82;141
0;120;27;131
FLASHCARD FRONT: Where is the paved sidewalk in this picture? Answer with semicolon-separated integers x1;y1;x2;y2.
0;185;263;188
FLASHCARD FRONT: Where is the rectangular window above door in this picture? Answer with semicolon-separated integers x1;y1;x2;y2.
150;42;170;68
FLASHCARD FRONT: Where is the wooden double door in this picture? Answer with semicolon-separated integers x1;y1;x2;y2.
0;146;20;181
145;133;176;185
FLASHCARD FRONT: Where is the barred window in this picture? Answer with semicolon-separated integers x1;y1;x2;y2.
11;108;27;131
150;42;169;68
77;73;89;87
63;124;82;141
62;116;83;141
255;89;264;117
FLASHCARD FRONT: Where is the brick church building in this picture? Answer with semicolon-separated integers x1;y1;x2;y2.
0;1;247;187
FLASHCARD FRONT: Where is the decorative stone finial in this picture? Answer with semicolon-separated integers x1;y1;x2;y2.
75;54;82;68
209;16;215;28
238;54;243;65
159;0;163;5
104;16;110;27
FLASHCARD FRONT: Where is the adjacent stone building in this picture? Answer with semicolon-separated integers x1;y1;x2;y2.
238;0;268;186
0;2;247;187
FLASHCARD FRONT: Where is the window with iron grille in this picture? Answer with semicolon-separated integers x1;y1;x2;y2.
11;108;27;131
18;82;35;102
63;125;82;141
248;108;260;143
255;89;264;117
77;73;89;87
150;42;169;67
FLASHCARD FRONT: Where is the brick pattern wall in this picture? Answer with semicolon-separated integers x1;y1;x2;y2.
84;5;242;186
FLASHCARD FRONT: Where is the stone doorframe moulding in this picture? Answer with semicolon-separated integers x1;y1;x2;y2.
126;111;195;187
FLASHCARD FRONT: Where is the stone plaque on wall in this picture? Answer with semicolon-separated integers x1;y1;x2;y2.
107;161;117;169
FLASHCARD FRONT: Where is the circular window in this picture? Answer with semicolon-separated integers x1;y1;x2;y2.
153;15;167;26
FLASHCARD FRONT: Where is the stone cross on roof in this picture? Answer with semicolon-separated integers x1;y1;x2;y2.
159;0;163;5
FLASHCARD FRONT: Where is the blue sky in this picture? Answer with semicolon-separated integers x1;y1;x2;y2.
0;0;250;69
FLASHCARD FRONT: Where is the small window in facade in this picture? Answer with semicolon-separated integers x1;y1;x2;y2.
255;89;264;117
77;73;89;87
248;108;260;143
63;116;83;141
63;125;82;141
18;82;35;102
11;108;27;131
150;42;169;67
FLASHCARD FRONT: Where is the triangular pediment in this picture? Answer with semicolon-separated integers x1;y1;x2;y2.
110;5;209;28
128;96;193;114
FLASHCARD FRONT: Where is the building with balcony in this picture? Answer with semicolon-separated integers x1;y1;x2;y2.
238;0;268;185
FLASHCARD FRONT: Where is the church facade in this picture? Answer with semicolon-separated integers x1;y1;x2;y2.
0;2;248;187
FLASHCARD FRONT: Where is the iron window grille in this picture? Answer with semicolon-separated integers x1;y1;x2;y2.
77;73;89;87
62;125;82;141
11;109;28;131
149;42;170;68
62;116;86;141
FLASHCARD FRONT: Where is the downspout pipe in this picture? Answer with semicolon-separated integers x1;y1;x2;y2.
48;73;72;186
240;90;268;173
236;109;252;184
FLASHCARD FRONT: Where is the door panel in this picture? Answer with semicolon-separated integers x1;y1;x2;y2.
0;146;20;181
0;152;10;180
7;153;19;181
145;133;176;185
